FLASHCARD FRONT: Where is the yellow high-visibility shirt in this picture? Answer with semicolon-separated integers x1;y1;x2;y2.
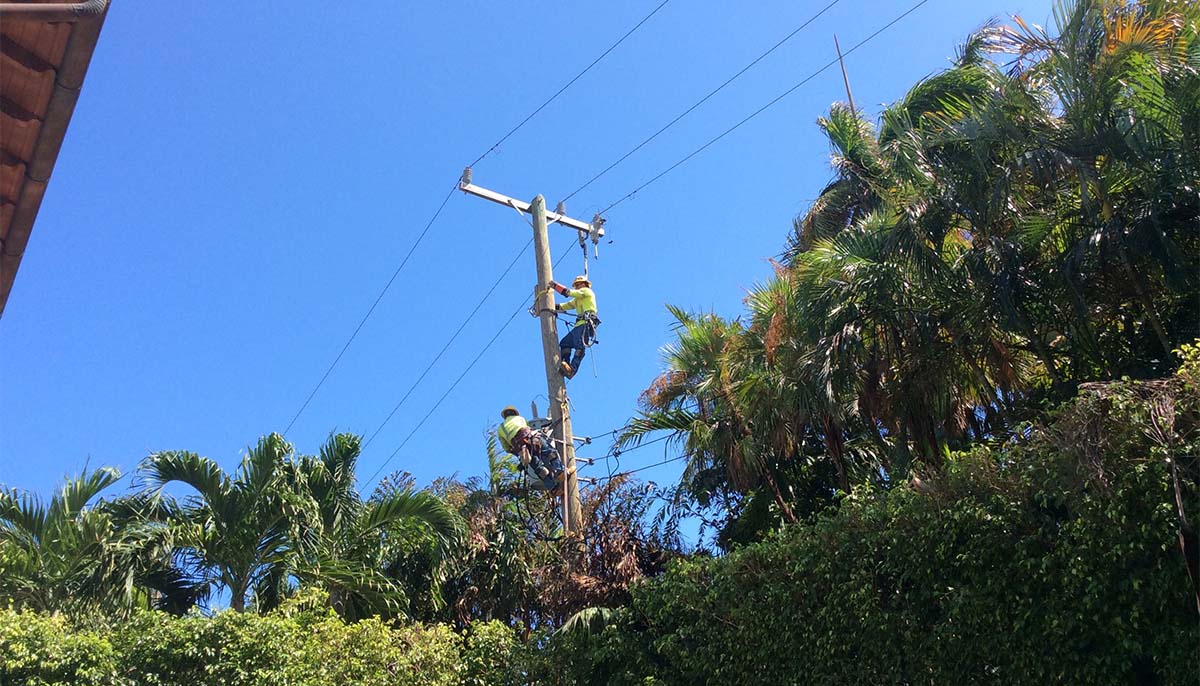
559;287;597;324
498;415;528;453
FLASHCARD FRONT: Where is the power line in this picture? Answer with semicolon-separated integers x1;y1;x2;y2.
597;452;692;482
361;239;533;450
284;2;670;438
561;0;845;204
607;431;674;458
364;300;525;485
597;0;931;216
283;183;458;436
365;246;577;485
467;0;674;169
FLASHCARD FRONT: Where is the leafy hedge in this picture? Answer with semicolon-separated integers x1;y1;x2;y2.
557;380;1200;685
0;605;527;686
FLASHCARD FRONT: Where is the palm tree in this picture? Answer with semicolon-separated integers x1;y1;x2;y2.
987;0;1200;370
139;434;299;612
620;306;807;524
427;438;544;628
284;432;461;620
0;467;174;615
623;0;1198;547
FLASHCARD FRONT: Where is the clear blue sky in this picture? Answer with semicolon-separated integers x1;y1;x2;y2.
2;0;1054;507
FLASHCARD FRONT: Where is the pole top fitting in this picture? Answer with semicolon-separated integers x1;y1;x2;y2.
590;214;606;242
460;167;472;187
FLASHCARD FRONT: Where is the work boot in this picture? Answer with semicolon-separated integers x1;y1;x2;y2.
560;361;575;378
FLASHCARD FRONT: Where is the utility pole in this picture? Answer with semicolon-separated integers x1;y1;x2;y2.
530;194;582;537
458;169;604;542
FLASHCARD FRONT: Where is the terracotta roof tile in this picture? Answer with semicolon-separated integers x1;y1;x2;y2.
1;20;71;67
2;54;54;119
0;2;109;317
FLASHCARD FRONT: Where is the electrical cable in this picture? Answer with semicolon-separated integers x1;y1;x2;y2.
467;0;674;169
518;470;566;542
364;300;527;484
596;453;692;483
361;239;533;450
607;431;673;459
364;246;576;484
283;183;457;435
284;0;670;437
560;0;844;203
596;0;932;216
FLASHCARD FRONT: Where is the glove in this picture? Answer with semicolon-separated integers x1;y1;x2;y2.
555;303;566;311
549;281;569;296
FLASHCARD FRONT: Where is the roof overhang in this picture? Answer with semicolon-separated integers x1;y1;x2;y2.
0;0;110;318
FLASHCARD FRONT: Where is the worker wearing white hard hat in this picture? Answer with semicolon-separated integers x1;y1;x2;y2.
548;274;600;379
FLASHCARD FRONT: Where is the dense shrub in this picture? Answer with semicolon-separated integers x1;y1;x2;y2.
0;611;118;686
0;605;526;686
559;380;1200;685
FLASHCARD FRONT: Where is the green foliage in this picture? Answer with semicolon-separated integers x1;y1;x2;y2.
0;603;526;686
626;0;1200;547
0;468;178;616
561;381;1200;685
0;610;118;686
135;432;461;618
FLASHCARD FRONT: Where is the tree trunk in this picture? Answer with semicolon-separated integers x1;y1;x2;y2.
822;416;851;493
1117;244;1174;360
757;455;797;524
1064;273;1113;376
1168;453;1200;615
230;577;246;612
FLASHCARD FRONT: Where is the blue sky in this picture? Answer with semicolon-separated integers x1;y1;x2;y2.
1;0;1054;512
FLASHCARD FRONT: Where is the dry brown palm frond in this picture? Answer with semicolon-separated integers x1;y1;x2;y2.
640;370;688;410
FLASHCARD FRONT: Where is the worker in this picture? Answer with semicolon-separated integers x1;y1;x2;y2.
497;406;561;489
549;275;600;379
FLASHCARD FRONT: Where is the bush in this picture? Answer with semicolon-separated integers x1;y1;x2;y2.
0;606;525;686
0;610;117;686
559;380;1200;685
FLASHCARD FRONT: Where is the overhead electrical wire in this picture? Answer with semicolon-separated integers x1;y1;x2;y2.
284;3;670;437
363;302;525;485
283;183;458;436
597;0;932;216
364;246;577;485
361;239;533;450
351;0;931;487
467;0;674;169
595;452;692;483
560;0;845;203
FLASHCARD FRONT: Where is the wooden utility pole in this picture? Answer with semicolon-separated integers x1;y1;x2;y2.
529;194;583;535
458;170;602;541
